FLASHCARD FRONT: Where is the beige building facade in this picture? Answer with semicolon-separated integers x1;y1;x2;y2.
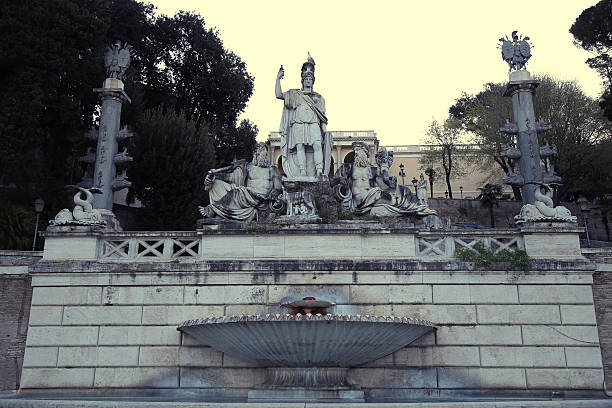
267;130;509;199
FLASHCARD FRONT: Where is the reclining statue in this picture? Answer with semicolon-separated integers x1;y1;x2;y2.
332;143;435;217
199;143;282;222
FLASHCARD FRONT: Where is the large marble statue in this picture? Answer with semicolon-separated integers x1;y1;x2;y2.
333;143;435;217
276;53;333;179
199;143;282;221
50;187;105;226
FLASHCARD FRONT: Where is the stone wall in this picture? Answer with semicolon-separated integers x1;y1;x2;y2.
429;198;610;243
583;247;612;391
19;229;604;400
0;250;40;391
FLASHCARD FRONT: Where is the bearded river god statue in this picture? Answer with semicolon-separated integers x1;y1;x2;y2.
199;143;282;222
276;53;333;180
332;143;436;217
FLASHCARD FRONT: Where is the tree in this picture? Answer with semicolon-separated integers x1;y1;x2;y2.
477;183;503;228
419;118;467;199
570;0;612;121
450;76;612;201
424;168;436;198
449;84;522;200
127;108;216;230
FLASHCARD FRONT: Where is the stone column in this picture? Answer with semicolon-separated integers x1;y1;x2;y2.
92;78;131;210
504;71;542;205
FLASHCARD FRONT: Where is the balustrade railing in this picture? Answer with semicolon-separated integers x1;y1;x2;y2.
415;231;524;258
99;233;200;261
97;230;523;261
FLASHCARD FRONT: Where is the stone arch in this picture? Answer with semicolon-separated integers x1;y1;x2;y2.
343;151;355;164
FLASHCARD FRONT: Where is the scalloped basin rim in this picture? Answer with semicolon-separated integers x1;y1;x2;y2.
177;313;437;328
177;313;436;368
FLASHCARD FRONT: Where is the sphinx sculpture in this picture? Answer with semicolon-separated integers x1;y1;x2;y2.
332;143;436;217
50;186;105;226
199;143;283;222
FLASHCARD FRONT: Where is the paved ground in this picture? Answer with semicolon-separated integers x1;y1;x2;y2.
1;398;612;408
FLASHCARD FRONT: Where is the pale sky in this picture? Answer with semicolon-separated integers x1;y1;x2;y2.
149;0;602;146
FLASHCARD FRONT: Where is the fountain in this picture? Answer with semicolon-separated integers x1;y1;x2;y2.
178;297;435;401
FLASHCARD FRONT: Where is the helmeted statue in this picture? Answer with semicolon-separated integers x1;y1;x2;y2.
199;143;282;222
104;41;132;81
332;143;435;217
276;53;333;179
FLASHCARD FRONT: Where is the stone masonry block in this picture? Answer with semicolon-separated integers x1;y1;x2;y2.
393;347;433;367
268;285;349;304
26;326;98;346
201;236;254;259
565;347;603;368
477;305;560;324
568;368;604;389
179;347;223;367
436;325;522;345
468;285;519;304
521;325;600;346
57;346;138;367
350;285;431;304
526;368;570;388
480;346;565;367
560;305;598;324
518;285;594;304
23;347;58;367
139;346;179;366
349;368;437;388
392;305;476;324
94;367;179;388
433;346;480;366
432;285;470;303
180;367;265;388
63;306;142;325
28;306;63;325
98;326;181;346
225;285;267;304
221;353;260;368
438;367;526;388
389;285;432;303
142;305;224;325
32;287;101;305
20;368;94;388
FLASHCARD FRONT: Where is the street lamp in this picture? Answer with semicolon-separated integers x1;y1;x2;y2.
411;177;418;194
577;195;591;248
398;163;405;185
32;198;44;251
460;185;463;199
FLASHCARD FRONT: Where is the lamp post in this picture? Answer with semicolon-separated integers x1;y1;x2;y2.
460;185;463;199
577;195;591;248
411;177;418;194
398;163;405;185
32;198;44;251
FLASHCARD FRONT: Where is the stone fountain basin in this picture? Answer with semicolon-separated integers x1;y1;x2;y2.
178;314;435;367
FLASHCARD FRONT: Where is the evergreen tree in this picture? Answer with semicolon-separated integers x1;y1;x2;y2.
127;108;216;230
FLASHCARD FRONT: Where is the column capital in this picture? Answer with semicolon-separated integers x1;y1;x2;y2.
504;80;539;97
93;87;131;103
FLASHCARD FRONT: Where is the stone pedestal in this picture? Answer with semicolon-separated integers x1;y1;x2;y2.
521;223;584;259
